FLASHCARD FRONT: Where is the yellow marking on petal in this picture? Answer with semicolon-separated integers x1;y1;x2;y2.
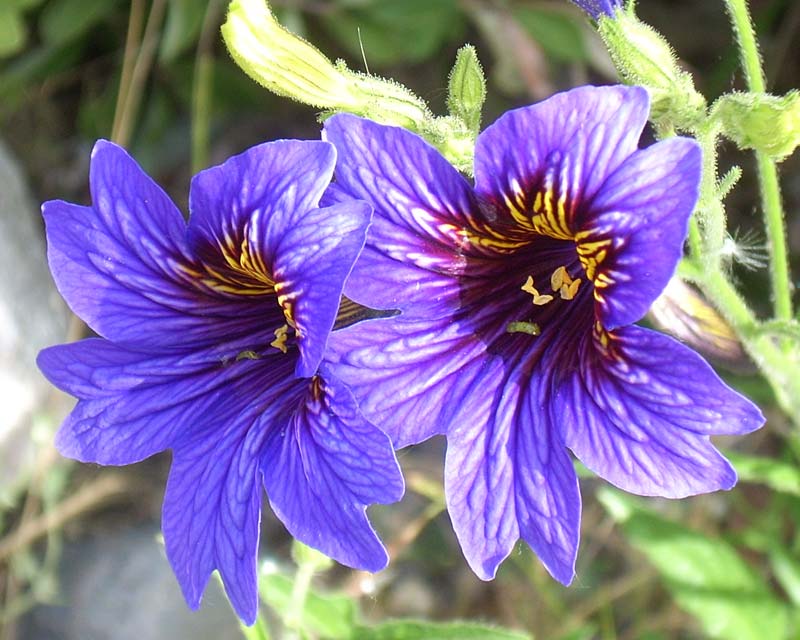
270;324;289;354
594;272;614;289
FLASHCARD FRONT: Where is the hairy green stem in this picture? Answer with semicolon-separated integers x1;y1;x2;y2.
724;0;793;321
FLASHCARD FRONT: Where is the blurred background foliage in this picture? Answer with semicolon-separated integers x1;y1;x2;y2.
0;1;799;639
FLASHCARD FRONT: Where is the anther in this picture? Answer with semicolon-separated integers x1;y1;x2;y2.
521;275;554;306
270;324;290;353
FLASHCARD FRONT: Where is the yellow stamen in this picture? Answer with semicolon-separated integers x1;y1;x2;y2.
560;278;582;300
270;324;290;353
521;275;554;306
521;275;538;296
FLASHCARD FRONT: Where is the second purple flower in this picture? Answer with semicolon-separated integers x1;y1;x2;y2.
322;85;764;584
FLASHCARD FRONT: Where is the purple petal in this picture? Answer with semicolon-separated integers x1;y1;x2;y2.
38;337;289;465
323;114;487;318
587;138;702;329
474;86;650;211
445;360;580;583
325;316;492;448
558;326;764;498
42;144;280;352
271;201;371;378
163;414;274;625
187;139;336;256
571;0;621;20
261;372;403;571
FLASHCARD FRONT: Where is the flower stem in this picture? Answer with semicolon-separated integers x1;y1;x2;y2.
724;0;793;321
284;558;315;633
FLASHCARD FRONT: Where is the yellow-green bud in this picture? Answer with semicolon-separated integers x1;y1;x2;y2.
715;91;800;161
222;0;359;110
221;0;431;130
447;45;486;134
598;11;705;131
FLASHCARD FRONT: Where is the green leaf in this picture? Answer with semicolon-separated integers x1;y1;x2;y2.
726;451;800;496
0;7;27;58
321;0;465;67
159;0;207;62
513;7;587;63
7;0;45;10
259;572;357;640
39;0;120;45
599;489;789;640
769;545;800;606
353;620;530;640
556;626;596;640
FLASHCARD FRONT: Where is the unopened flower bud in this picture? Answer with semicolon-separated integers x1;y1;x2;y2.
222;0;431;130
222;0;359;109
447;45;486;134
715;91;800;161
598;11;705;131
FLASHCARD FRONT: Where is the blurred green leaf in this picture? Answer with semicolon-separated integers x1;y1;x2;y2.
259;572;357;640
352;620;530;640
726;451;800;496
0;41;85;106
159;0;206;62
7;0;45;9
321;0;464;67
769;546;800;606
513;7;587;63
39;0;120;45
599;489;789;640
0;7;27;58
556;625;596;640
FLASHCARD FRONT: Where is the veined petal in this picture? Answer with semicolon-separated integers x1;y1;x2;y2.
38;337;288;465
586;137;702;329
272;201;371;377
325;315;493;448
187;139;336;257
262;372;403;572
163;409;279;625
42;144;281;352
445;359;580;582
558;326;764;498
323;114;490;317
475;86;650;209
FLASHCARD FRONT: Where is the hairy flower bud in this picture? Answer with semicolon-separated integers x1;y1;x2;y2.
222;0;431;130
447;45;486;134
715;91;800;161
598;11;705;131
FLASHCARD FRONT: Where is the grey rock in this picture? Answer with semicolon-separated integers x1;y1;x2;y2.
21;525;243;640
0;138;70;493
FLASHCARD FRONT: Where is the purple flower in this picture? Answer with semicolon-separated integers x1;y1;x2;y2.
37;140;403;623
322;86;764;584
571;0;623;20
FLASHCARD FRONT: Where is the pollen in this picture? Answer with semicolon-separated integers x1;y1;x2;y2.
270;324;290;353
521;275;554;306
560;278;581;300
